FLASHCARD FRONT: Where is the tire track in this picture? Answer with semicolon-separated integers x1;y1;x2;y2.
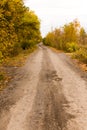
26;47;74;130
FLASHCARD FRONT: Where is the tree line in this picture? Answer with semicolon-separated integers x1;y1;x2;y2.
0;0;41;60
43;19;87;64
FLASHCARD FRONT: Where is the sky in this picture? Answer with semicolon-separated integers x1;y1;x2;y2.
24;0;87;37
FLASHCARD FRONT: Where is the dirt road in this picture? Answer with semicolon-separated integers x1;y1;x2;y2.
0;45;87;130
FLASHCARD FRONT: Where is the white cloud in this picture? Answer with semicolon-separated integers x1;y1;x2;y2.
24;0;87;37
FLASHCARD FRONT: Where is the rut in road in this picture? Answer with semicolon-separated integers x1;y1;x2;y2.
0;45;87;130
27;47;73;130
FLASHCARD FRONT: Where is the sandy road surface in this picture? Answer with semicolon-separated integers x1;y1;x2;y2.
0;45;87;130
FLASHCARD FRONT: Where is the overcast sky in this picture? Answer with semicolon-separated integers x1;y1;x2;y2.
24;0;87;37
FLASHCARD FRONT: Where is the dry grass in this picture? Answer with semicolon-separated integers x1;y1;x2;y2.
2;49;34;67
0;47;37;91
66;53;87;72
51;47;87;72
49;47;63;53
73;59;87;72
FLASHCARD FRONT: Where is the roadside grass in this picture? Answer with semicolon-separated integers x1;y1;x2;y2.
71;47;87;71
0;47;37;91
2;47;37;67
0;71;7;91
72;47;87;63
49;47;63;53
66;50;87;71
50;46;87;72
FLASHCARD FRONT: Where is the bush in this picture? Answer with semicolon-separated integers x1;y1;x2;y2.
0;51;3;59
21;39;36;50
0;73;4;81
9;43;22;57
0;51;3;63
73;48;87;64
65;42;79;52
0;0;41;59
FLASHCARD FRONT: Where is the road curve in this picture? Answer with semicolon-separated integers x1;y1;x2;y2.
0;45;87;130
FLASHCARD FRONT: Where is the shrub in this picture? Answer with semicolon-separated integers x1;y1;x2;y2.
65;42;79;52
0;51;3;63
0;51;3;59
73;48;87;64
0;73;4;80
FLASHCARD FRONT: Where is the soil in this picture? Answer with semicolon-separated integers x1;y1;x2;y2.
0;45;87;130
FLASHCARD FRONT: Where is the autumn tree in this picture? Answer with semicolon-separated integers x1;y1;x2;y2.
19;10;41;50
79;27;87;45
43;32;55;47
52;28;64;49
0;0;41;58
44;19;83;52
63;19;80;43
